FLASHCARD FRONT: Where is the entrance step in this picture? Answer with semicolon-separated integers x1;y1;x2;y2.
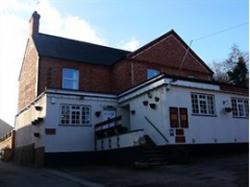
135;135;169;167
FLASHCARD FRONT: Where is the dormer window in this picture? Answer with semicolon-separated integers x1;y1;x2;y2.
147;69;160;79
62;68;79;90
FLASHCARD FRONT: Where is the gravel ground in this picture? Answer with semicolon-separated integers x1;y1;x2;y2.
58;153;249;187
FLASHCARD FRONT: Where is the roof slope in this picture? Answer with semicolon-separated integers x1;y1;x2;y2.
0;119;13;137
32;33;130;66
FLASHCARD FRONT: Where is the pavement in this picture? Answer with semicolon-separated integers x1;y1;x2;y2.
0;153;248;187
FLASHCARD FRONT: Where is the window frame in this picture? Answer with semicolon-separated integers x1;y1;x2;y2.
147;68;160;79
60;104;91;126
191;92;216;116
62;68;79;90
231;97;249;118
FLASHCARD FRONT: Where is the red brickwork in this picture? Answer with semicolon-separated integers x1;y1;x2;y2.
38;57;112;94
131;35;213;81
220;84;248;95
129;59;212;86
111;59;132;93
18;39;38;111
18;32;216;110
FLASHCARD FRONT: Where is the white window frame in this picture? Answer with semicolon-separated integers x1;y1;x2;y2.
231;98;248;118
147;68;160;79
62;68;79;90
60;104;91;126
191;92;216;116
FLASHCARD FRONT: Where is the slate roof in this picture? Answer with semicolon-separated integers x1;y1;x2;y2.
0;119;13;138
32;33;130;66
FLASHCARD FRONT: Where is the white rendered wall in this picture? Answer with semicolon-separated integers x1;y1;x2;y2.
123;85;248;146
15;95;46;149
123;86;169;145
15;79;248;152
166;86;248;144
44;93;118;153
96;130;144;151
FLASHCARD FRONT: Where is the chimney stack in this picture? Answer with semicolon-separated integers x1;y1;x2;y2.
29;11;40;36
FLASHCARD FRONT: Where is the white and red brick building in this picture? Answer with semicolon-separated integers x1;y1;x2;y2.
13;12;248;166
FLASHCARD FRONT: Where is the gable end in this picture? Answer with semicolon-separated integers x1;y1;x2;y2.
128;30;214;75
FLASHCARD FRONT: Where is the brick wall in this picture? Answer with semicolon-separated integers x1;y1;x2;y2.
111;59;132;93
130;35;213;81
110;34;213;93
0;131;15;150
220;84;249;95
18;33;215;108
130;59;212;86
18;39;38;111
38;57;112;94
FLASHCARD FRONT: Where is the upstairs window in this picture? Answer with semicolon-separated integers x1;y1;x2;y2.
231;98;248;118
60;104;91;126
62;68;79;90
147;69;160;79
191;93;216;116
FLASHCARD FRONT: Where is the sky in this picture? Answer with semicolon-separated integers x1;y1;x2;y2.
0;0;248;126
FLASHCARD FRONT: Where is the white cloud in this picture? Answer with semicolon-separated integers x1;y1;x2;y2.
119;37;141;51
118;37;141;51
0;0;106;126
63;16;106;45
36;0;106;45
0;12;29;127
0;0;33;12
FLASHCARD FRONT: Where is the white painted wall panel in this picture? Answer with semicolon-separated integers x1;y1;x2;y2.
96;130;144;151
125;85;248;146
15;95;46;148
44;94;118;153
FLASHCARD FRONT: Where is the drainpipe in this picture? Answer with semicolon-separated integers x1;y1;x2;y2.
131;61;135;85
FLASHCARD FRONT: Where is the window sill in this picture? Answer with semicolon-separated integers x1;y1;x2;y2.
61;88;79;91
191;114;217;117
59;124;92;127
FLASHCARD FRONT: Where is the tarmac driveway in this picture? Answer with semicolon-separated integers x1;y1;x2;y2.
58;153;249;187
0;153;248;187
0;160;92;187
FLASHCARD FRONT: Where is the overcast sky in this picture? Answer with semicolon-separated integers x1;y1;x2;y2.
0;0;248;126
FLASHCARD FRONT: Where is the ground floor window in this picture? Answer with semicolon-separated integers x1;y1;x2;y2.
231;98;248;118
60;104;91;125
191;93;215;115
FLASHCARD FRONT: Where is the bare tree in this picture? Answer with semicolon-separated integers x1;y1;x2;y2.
212;44;248;86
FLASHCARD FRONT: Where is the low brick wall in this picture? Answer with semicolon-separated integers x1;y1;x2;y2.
0;131;15;160
14;144;35;165
13;144;45;167
0;130;15;150
34;147;45;167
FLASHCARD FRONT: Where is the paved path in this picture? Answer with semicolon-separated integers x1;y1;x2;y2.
0;161;102;187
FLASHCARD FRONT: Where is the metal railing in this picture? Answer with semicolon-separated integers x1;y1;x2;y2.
144;116;168;143
95;116;128;139
95;116;122;129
